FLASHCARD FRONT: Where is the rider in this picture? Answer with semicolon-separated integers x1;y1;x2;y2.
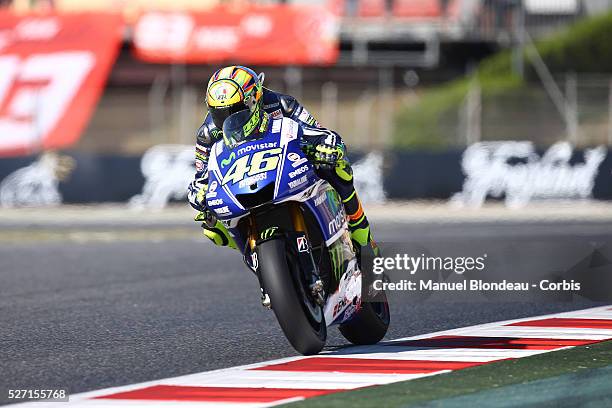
187;65;377;255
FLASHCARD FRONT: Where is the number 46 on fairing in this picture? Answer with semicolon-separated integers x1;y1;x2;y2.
222;148;283;185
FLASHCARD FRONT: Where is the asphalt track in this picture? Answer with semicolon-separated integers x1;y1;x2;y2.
2;219;612;405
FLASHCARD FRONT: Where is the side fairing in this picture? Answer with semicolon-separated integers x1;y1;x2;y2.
271;118;347;246
303;182;348;246
273;118;318;201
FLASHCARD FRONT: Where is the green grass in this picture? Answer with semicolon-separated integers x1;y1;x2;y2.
393;12;612;150
393;75;522;149
410;364;612;407
287;340;612;408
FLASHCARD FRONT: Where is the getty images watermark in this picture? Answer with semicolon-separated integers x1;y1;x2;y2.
373;253;487;275
370;253;581;293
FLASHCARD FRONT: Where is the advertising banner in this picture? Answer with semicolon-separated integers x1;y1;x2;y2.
133;6;339;65
0;13;123;157
0;144;611;207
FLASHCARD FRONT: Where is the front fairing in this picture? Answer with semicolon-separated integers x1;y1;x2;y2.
205;140;277;221
206;117;318;218
206;116;347;249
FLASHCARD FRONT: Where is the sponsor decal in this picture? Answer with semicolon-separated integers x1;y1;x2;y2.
270;109;282;119
452;141;607;208
271;119;282;133
287;152;300;162
195;159;204;172
251;252;259;271
328;205;346;236
238;172;267;188
287;152;308;168
236;142;278;157
209;129;223;142
341;302;359;321
314;191;327;207
260;226;278;240
216;205;231;215
288;175;307;189
220;151;236;169
207;198;223;206
296;236;309;253
206;180;218;198
209;180;218;192
282;120;298;142
332;297;347;319
292;158;308;168
289;165;309;179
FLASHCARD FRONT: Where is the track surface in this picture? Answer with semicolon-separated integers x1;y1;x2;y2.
2;220;611;405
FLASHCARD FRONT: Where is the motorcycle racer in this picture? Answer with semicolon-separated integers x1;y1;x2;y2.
187;65;377;257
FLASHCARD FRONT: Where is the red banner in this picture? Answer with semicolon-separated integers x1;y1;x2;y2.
0;13;122;157
133;5;339;65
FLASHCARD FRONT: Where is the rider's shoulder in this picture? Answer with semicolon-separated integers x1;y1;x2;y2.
262;88;298;116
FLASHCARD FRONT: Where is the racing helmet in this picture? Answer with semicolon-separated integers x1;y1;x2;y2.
206;65;264;130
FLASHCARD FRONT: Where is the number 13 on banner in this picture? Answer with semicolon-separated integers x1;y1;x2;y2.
0;52;94;152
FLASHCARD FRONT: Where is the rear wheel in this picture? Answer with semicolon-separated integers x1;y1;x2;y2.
258;238;326;355
339;291;390;345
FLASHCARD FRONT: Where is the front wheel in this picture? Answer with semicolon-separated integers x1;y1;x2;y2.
258;238;326;355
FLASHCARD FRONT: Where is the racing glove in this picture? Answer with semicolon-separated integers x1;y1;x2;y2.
311;134;346;170
187;178;208;212
188;178;220;229
194;207;217;228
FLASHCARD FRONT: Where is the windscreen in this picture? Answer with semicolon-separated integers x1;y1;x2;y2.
222;109;260;148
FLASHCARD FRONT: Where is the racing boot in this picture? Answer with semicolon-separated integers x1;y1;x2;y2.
342;190;388;302
195;211;238;250
343;190;380;262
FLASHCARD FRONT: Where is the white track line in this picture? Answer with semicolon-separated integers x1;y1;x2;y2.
167;370;438;389
51;402;270;408
322;347;546;361
451;325;612;339
11;305;612;408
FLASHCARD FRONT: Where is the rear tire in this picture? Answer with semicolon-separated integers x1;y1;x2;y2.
339;292;390;345
258;239;326;355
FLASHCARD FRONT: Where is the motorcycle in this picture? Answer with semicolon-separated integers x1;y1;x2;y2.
204;110;389;355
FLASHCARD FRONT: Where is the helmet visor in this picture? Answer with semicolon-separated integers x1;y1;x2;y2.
209;101;247;130
222;109;261;148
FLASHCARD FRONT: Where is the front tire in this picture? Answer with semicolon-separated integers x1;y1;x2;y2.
258;239;326;355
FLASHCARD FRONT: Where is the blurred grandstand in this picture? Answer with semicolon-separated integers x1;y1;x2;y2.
2;0;611;154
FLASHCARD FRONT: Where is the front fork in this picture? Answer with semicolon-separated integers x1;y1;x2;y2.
288;203;325;306
246;203;325;307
